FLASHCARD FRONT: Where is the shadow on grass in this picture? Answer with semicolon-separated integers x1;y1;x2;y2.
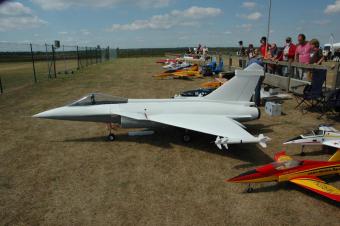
63;125;273;165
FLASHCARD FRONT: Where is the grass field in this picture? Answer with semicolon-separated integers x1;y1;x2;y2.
0;57;339;225
0;59;87;92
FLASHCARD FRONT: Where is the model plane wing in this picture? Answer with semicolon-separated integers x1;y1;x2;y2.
146;114;268;148
322;140;340;149
290;176;340;202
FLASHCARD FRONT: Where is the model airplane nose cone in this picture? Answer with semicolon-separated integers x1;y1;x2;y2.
227;169;259;183
283;135;303;144
33;107;66;119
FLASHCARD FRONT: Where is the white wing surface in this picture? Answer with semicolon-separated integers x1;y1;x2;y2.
146;114;269;148
322;140;340;149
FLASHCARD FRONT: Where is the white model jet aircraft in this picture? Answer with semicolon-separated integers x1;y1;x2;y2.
284;125;340;155
33;63;270;150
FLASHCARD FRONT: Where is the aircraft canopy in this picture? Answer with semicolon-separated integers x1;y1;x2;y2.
69;93;128;106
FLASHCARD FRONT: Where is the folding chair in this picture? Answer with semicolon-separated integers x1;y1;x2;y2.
319;88;340;118
293;69;327;112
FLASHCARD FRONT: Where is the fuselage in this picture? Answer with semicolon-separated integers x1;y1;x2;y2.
228;160;340;183
34;98;260;129
284;131;340;146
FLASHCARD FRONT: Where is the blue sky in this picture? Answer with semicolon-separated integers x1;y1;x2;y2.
0;0;340;48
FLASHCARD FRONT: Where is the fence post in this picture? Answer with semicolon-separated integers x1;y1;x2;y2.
228;54;232;71
52;45;57;78
286;61;292;92
76;46;80;69
30;43;37;83
0;76;3;94
332;62;340;90
45;43;52;79
85;47;88;66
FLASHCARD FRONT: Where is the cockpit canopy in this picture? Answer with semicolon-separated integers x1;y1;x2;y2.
271;160;302;170
303;129;325;137
69;93;128;106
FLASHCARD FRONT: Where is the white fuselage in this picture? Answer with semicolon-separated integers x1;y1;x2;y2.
284;132;340;146
35;98;260;129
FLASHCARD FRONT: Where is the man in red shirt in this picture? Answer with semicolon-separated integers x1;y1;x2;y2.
282;37;296;76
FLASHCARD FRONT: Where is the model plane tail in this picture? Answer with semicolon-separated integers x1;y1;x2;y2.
329;149;340;162
204;63;264;102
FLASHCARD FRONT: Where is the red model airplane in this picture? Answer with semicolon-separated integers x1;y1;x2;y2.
227;150;340;202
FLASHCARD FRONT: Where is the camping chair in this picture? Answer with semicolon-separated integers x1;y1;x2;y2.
319;88;340;118
293;69;327;112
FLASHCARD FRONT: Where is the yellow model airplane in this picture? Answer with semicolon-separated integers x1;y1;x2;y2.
228;150;340;202
154;65;202;79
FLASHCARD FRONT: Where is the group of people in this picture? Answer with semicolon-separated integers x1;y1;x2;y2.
187;44;209;59
238;34;325;80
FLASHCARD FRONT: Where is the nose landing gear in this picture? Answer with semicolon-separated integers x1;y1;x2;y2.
107;123;118;142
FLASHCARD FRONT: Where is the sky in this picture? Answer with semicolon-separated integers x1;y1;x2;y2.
0;0;340;48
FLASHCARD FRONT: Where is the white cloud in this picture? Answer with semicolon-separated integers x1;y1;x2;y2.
31;0;171;10
106;6;222;31
239;11;262;20
324;0;340;14
312;19;331;25
0;2;46;31
236;24;253;31
242;2;256;9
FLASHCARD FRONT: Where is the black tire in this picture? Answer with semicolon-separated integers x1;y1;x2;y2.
107;133;116;141
183;134;191;143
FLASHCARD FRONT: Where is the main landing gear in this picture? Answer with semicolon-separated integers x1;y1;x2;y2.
246;184;254;193
300;145;305;156
182;130;192;143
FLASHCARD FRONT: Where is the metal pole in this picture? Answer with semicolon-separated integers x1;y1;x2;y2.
30;43;37;83
76;46;80;69
63;45;67;74
0;76;3;94
52;45;57;78
45;43;51;78
265;0;272;57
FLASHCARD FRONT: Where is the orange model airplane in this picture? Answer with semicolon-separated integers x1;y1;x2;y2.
201;77;227;88
228;150;340;202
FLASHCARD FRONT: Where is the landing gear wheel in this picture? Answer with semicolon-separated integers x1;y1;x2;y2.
183;134;191;143
107;133;116;141
246;186;254;193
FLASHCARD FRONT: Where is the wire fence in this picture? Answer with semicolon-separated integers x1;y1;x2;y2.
0;42;117;93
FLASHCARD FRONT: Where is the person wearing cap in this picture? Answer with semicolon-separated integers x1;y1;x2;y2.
282;37;296;76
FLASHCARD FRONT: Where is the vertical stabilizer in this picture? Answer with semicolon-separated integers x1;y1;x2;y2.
204;63;264;102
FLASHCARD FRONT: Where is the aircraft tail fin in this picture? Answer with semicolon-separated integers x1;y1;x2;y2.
328;149;340;162
204;63;264;102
